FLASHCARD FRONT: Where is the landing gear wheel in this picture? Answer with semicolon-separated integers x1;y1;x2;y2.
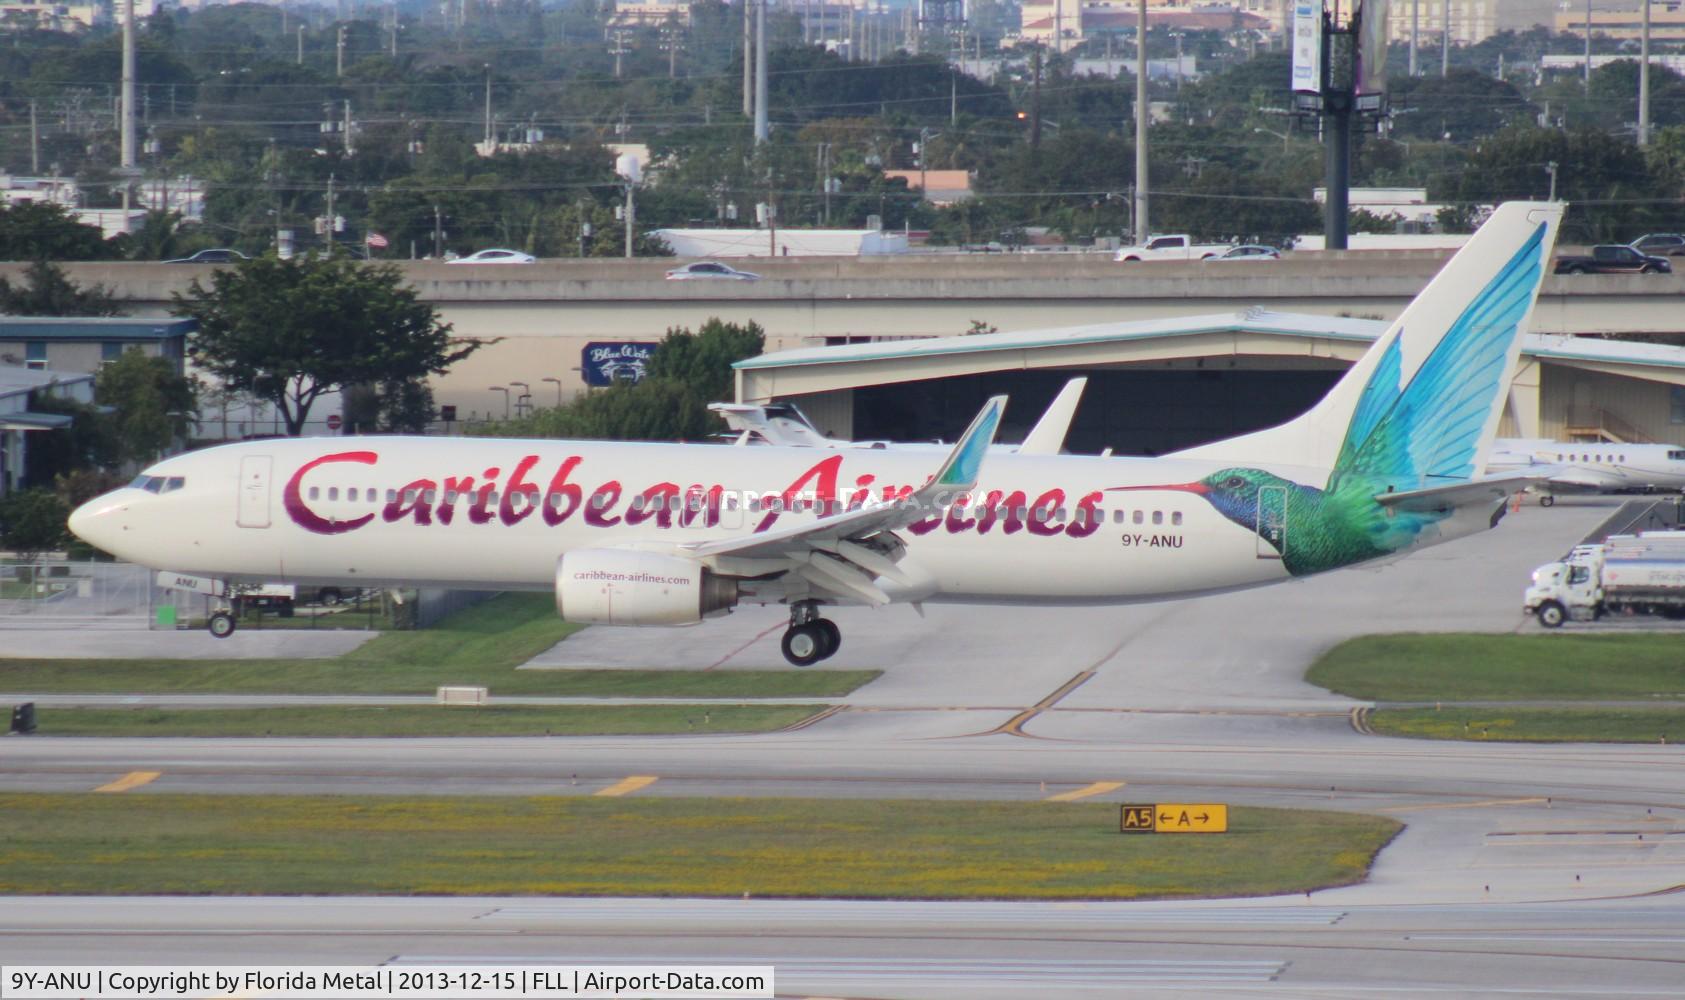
208;611;238;638
1536;600;1566;628
1539;495;1556;507
781;624;826;667
814;619;841;659
318;588;343;606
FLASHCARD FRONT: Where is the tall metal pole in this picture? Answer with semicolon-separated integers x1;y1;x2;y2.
1639;0;1651;146
483;65;493;148
1583;0;1591;88
121;0;136;233
1134;0;1148;243
1409;0;1418;76
754;0;769;144
1440;0;1450;76
743;0;753;116
1325;105;1350;250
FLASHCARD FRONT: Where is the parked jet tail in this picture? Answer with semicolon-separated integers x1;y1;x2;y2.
1173;202;1563;492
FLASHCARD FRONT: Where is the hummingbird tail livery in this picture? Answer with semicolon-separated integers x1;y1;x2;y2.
69;204;1563;665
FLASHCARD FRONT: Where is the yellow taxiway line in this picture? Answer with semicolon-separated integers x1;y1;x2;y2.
94;771;161;793
1046;781;1125;802
595;775;659;797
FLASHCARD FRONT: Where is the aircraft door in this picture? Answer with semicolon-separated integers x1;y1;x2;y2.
1256;484;1286;560
237;455;273;528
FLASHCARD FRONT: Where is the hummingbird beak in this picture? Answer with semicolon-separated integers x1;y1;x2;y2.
1108;481;1211;496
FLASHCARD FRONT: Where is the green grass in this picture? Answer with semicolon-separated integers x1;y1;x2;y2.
0;593;880;698
1307;634;1685;702
1369;707;1685;744
0;793;1401;899
35;704;828;738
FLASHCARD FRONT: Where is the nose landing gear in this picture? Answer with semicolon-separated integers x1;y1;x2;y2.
781;600;840;666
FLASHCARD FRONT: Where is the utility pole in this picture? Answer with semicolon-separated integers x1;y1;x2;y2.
1030;45;1042;149
336;24;346;77
298;24;305;65
624;183;636;258
343;99;353;156
1546;160;1558;202
1639;0;1651;146
1134;0;1149;244
743;0;754;117
120;0;136;234
754;0;769;144
433;204;443;257
1583;0;1592;87
30;101;39;174
1409;0;1418;75
1440;0;1450;76
389;7;398;58
483;64;493;150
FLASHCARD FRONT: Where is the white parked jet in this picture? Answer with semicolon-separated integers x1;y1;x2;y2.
710;377;1089;455
71;203;1561;665
1487;438;1685;505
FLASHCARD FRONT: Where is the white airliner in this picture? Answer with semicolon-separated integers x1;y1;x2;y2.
71;203;1561;665
710;377;1089;454
1486;438;1685;505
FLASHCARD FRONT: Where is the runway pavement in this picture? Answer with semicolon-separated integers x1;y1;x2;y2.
3;497;1684;997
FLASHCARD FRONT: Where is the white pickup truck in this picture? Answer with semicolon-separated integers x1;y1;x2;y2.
1114;234;1232;262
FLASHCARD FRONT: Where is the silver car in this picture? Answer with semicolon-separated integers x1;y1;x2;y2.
665;261;761;281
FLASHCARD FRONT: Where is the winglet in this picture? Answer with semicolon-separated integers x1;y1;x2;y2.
926;395;1007;494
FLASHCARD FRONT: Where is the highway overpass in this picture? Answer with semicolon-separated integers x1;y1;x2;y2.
10;254;1683;422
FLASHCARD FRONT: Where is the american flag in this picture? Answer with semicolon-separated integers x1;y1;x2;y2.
365;232;390;249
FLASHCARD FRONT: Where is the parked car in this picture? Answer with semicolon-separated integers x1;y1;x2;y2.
1630;233;1685;257
666;261;761;280
1553;245;1672;275
448;249;537;264
163;248;249;264
1204;244;1281;262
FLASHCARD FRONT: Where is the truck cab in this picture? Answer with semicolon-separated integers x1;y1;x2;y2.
1524;554;1600;627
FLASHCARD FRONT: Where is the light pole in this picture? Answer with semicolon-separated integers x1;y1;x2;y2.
542;376;563;407
509;381;530;418
1546;160;1559;202
488;386;510;420
1253;126;1290;151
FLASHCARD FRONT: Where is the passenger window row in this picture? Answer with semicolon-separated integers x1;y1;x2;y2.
300;485;1184;529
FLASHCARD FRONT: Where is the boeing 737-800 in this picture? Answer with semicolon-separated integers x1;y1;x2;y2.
70;203;1561;665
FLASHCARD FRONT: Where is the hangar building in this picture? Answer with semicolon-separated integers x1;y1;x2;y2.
732;311;1685;454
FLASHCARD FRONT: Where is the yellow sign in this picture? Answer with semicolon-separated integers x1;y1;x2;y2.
1119;803;1228;834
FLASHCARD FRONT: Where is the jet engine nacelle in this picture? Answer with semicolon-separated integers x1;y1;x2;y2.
555;549;737;626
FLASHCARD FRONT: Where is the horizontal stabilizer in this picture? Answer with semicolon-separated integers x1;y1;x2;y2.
1374;473;1541;513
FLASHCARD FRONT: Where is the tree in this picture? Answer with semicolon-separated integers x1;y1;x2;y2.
472;319;764;442
0;488;70;572
0;261;124;316
0;202;118;262
94;350;198;466
176;255;481;435
643;318;765;403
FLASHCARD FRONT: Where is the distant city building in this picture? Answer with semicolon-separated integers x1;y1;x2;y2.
1;175;79;211
1556;3;1685;43
609;0;691;25
1384;0;1498;47
882;169;974;206
0;0;103;31
1019;0;1269;50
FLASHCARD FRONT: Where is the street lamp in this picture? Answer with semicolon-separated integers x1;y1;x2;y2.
488;386;510;420
541;376;563;407
509;380;530;417
1253;126;1291;151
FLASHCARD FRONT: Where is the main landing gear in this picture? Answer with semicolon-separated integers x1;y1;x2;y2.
781;600;841;667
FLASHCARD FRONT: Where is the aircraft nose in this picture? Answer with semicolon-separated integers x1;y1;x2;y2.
68;495;125;555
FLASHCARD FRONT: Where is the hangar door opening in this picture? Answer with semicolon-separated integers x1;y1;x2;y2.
851;367;1344;456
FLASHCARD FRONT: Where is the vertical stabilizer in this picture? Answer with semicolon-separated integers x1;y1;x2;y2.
1173;202;1562;488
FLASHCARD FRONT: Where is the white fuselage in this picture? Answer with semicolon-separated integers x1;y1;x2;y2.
71;436;1456;607
1488;439;1685;494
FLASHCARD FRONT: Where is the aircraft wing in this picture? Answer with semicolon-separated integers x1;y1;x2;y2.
1539;465;1628;491
1373;472;1540;514
679;396;1007;604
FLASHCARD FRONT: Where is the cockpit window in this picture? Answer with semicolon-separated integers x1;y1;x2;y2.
129;474;186;493
164;476;185;493
1670;450;1685;461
